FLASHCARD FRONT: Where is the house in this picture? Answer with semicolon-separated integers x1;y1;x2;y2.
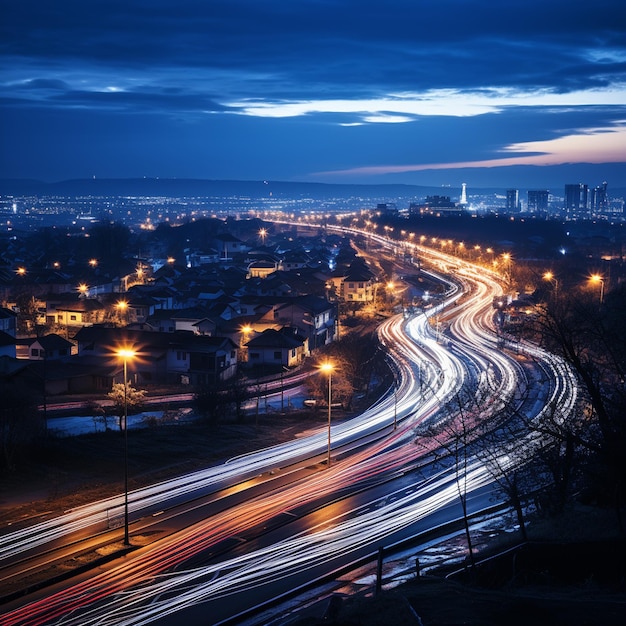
340;261;377;303
73;325;238;386
146;307;214;334
213;233;249;259
26;333;75;360
245;328;307;368
28;355;118;396
186;248;220;267
166;334;238;385
117;292;161;324
0;307;17;336
247;260;278;279
236;275;292;297
279;249;312;271
45;295;106;329
274;295;337;351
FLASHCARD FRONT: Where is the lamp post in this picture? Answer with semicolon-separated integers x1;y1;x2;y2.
116;300;128;326
319;362;334;467
543;271;559;298
118;348;135;546
239;324;252;362
590;274;605;304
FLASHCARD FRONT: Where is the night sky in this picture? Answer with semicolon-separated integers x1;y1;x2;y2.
1;0;625;188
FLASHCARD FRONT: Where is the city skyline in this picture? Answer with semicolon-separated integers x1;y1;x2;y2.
1;1;625;188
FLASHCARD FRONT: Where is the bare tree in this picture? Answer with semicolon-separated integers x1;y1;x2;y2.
414;387;483;570
521;284;626;531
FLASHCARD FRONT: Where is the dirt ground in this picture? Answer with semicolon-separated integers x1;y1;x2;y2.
0;408;330;527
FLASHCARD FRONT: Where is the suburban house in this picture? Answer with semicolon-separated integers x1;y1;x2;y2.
29;355;118;396
73;325;238;385
146;307;216;334
213;233;249;259
26;333;75;360
186;248;220;267
247;260;278;279
245;328;307;368
45;295;106;329
0;307;17;336
279;250;312;271
339;262;377;303
274;295;337;351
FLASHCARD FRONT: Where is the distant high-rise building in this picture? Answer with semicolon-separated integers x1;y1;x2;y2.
527;190;549;213
591;181;608;215
506;189;520;213
564;183;589;218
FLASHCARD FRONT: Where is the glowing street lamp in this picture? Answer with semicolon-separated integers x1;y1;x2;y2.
590;274;605;304
117;347;136;546
319;361;335;467
239;324;252;360
543;271;559;297
88;258;98;268
77;283;89;297
116;300;128;325
258;228;267;244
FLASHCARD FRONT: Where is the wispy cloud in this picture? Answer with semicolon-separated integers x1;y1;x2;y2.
314;123;626;177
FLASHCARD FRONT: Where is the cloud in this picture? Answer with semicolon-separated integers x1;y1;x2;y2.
1;0;624;183
313;122;626;177
227;87;626;123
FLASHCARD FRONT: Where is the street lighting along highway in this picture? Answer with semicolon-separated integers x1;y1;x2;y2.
117;346;136;547
319;361;335;467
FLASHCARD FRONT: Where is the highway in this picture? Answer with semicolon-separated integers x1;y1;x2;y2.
0;231;579;626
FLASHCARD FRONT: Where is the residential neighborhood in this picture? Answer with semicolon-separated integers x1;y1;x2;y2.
0;218;384;401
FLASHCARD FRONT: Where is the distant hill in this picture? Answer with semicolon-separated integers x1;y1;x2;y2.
2;178;624;201
0;177;484;199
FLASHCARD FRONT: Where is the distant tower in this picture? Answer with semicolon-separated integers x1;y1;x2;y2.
528;190;549;213
564;183;589;218
460;183;467;205
506;189;520;213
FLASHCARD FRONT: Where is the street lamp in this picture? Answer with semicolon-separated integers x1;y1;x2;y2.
116;300;128;326
319;361;334;467
239;324;252;362
590;274;605;304
117;347;136;546
543;271;559;297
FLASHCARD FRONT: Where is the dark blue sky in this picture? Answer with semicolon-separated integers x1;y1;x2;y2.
1;0;625;188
